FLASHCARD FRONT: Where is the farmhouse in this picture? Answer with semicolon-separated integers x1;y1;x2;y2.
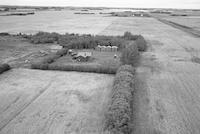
73;51;92;62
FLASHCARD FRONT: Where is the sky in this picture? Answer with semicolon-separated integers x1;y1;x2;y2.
0;0;200;9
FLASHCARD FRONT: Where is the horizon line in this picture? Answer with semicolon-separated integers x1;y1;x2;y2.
0;4;199;10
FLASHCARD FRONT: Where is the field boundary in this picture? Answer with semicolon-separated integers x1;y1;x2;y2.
156;18;200;37
104;65;136;134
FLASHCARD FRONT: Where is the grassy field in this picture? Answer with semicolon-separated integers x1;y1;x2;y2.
161;16;200;31
99;17;200;134
0;36;57;68
0;69;114;134
0;10;116;34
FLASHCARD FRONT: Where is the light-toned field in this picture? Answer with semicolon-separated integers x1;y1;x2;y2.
0;10;117;34
100;17;200;134
162;16;200;31
0;68;114;134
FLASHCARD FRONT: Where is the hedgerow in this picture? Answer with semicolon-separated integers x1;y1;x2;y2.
120;42;140;66
32;63;117;74
116;64;136;75
23;31;147;51
30;32;61;44
105;65;135;134
0;64;11;74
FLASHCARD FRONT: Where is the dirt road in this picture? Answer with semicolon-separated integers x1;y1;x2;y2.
100;17;200;134
0;69;114;134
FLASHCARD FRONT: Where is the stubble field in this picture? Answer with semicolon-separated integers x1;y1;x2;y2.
100;17;200;134
0;69;113;134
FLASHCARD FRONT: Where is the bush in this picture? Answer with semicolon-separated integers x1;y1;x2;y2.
0;64;10;74
121;42;139;66
135;35;147;51
116;65;135;75
0;32;10;36
30;32;60;44
123;32;139;40
105;65;135;134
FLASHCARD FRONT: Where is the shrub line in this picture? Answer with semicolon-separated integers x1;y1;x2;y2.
105;65;135;134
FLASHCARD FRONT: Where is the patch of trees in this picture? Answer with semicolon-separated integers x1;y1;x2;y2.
0;32;10;36
30;31;147;74
120;42;140;66
22;31;147;51
0;64;10;74
105;65;135;134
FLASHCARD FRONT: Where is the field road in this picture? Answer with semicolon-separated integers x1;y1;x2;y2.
100;17;200;134
0;69;114;134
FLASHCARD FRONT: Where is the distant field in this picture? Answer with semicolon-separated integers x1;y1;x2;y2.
162;16;200;31
0;10;116;34
51;49;121;68
0;69;114;134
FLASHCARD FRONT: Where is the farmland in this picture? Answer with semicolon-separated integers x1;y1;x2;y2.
0;69;114;133
161;16;200;31
1;8;200;134
100;17;200;134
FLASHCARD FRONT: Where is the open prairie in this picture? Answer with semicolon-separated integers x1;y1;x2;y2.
0;10;116;34
1;9;200;134
100;17;200;134
0;68;114;134
161;16;200;31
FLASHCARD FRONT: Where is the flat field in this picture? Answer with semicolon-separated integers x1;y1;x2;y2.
0;10;117;34
161;16;200;31
0;69;114;134
1;10;200;134
100;17;200;134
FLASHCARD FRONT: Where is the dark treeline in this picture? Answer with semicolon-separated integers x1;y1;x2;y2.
20;31;147;51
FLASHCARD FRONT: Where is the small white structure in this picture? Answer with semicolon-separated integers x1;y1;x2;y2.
101;46;106;51
77;51;92;57
50;45;63;52
74;51;92;62
107;46;112;51
95;45;118;52
111;46;118;52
